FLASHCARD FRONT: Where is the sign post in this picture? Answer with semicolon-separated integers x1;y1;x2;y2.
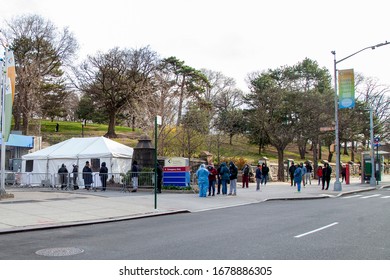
154;116;161;209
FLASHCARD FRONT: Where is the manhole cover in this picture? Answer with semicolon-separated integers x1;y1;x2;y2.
36;247;84;257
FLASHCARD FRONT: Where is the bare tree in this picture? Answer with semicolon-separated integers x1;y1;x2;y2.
5;14;78;134
74;47;158;138
355;74;390;141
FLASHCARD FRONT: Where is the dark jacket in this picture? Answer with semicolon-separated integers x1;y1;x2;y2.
131;162;139;177
99;162;108;181
255;167;262;179
58;164;68;183
323;165;332;180
229;162;238;180
289;164;296;176
262;164;269;176
82;165;93;185
219;162;230;181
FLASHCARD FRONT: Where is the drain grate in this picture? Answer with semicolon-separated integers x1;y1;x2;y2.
35;247;84;257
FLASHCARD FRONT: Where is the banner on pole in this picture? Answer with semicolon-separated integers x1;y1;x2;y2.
338;69;355;109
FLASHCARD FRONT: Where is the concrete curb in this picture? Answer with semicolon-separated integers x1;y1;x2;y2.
336;187;377;197
0;209;190;235
264;195;331;202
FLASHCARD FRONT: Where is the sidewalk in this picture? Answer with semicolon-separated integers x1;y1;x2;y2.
1;175;389;234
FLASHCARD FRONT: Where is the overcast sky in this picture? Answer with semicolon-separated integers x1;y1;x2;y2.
1;0;390;91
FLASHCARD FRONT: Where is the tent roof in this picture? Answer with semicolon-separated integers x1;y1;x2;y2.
22;136;133;160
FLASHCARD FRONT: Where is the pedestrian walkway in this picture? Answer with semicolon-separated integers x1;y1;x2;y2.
1;175;389;234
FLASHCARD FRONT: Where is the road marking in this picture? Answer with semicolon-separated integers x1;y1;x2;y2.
359;194;381;199
294;222;339;238
381;196;390;199
341;194;362;199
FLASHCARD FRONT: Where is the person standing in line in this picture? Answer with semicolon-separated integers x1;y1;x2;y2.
316;166;323;186
300;163;307;187
131;160;140;192
305;162;313;185
294;163;303;192
341;165;347;183
72;164;79;190
255;164;262;191
216;164;222;194
196;164;209;197
242;164;250;188
219;162;230;195
207;165;217;196
99;162;108;191
228;161;238;196
289;162;296;187
58;163;68;190
261;163;269;186
322;163;332;190
156;163;163;194
82;161;93;190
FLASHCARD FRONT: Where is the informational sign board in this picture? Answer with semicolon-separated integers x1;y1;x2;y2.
163;157;190;187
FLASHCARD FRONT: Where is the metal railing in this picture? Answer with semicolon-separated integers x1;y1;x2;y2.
3;171;155;192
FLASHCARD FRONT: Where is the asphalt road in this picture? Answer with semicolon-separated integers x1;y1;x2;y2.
1;188;389;260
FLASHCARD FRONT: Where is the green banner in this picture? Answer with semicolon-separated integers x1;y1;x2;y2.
338;69;355;109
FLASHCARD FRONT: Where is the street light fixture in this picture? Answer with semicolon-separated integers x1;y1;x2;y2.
369;106;376;186
331;40;389;191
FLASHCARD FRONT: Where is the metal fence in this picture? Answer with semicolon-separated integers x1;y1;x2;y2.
3;171;155;192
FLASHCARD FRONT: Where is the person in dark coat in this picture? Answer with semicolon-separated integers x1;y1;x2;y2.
99;162;108;191
322;163;332;190
58;163;68;190
82;161;93;190
289;162;296;186
261;163;270;186
131;160;140;192
216;165;222;194
228;161;238;195
72;164;79;190
255;164;262;191
219;162;230;195
207;165;218;196
156;163;163;193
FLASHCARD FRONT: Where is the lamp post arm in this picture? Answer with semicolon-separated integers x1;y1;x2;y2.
336;41;390;64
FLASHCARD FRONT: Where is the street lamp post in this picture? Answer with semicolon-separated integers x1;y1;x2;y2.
331;41;389;191
369;107;376;186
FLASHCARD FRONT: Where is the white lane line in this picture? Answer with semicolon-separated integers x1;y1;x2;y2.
341;194;362;199
294;222;339;238
359;194;381;199
381;196;390;199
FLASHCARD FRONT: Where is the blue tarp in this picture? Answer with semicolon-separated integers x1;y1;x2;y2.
0;134;34;148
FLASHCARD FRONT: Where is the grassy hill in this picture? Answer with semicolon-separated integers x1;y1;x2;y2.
34;120;349;165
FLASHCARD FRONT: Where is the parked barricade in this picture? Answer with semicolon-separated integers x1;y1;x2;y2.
4;171;155;192
16;172;54;188
120;171;155;192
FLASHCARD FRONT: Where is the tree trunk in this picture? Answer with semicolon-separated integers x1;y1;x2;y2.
131;115;136;131
176;74;186;126
298;139;307;159
328;148;333;162
277;148;285;181
312;138;318;179
22;112;29;135
351;141;355;162
105;112;117;138
343;140;349;155
299;146;306;159
318;136;322;160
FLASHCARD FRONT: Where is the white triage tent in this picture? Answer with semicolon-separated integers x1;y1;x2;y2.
20;136;133;186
